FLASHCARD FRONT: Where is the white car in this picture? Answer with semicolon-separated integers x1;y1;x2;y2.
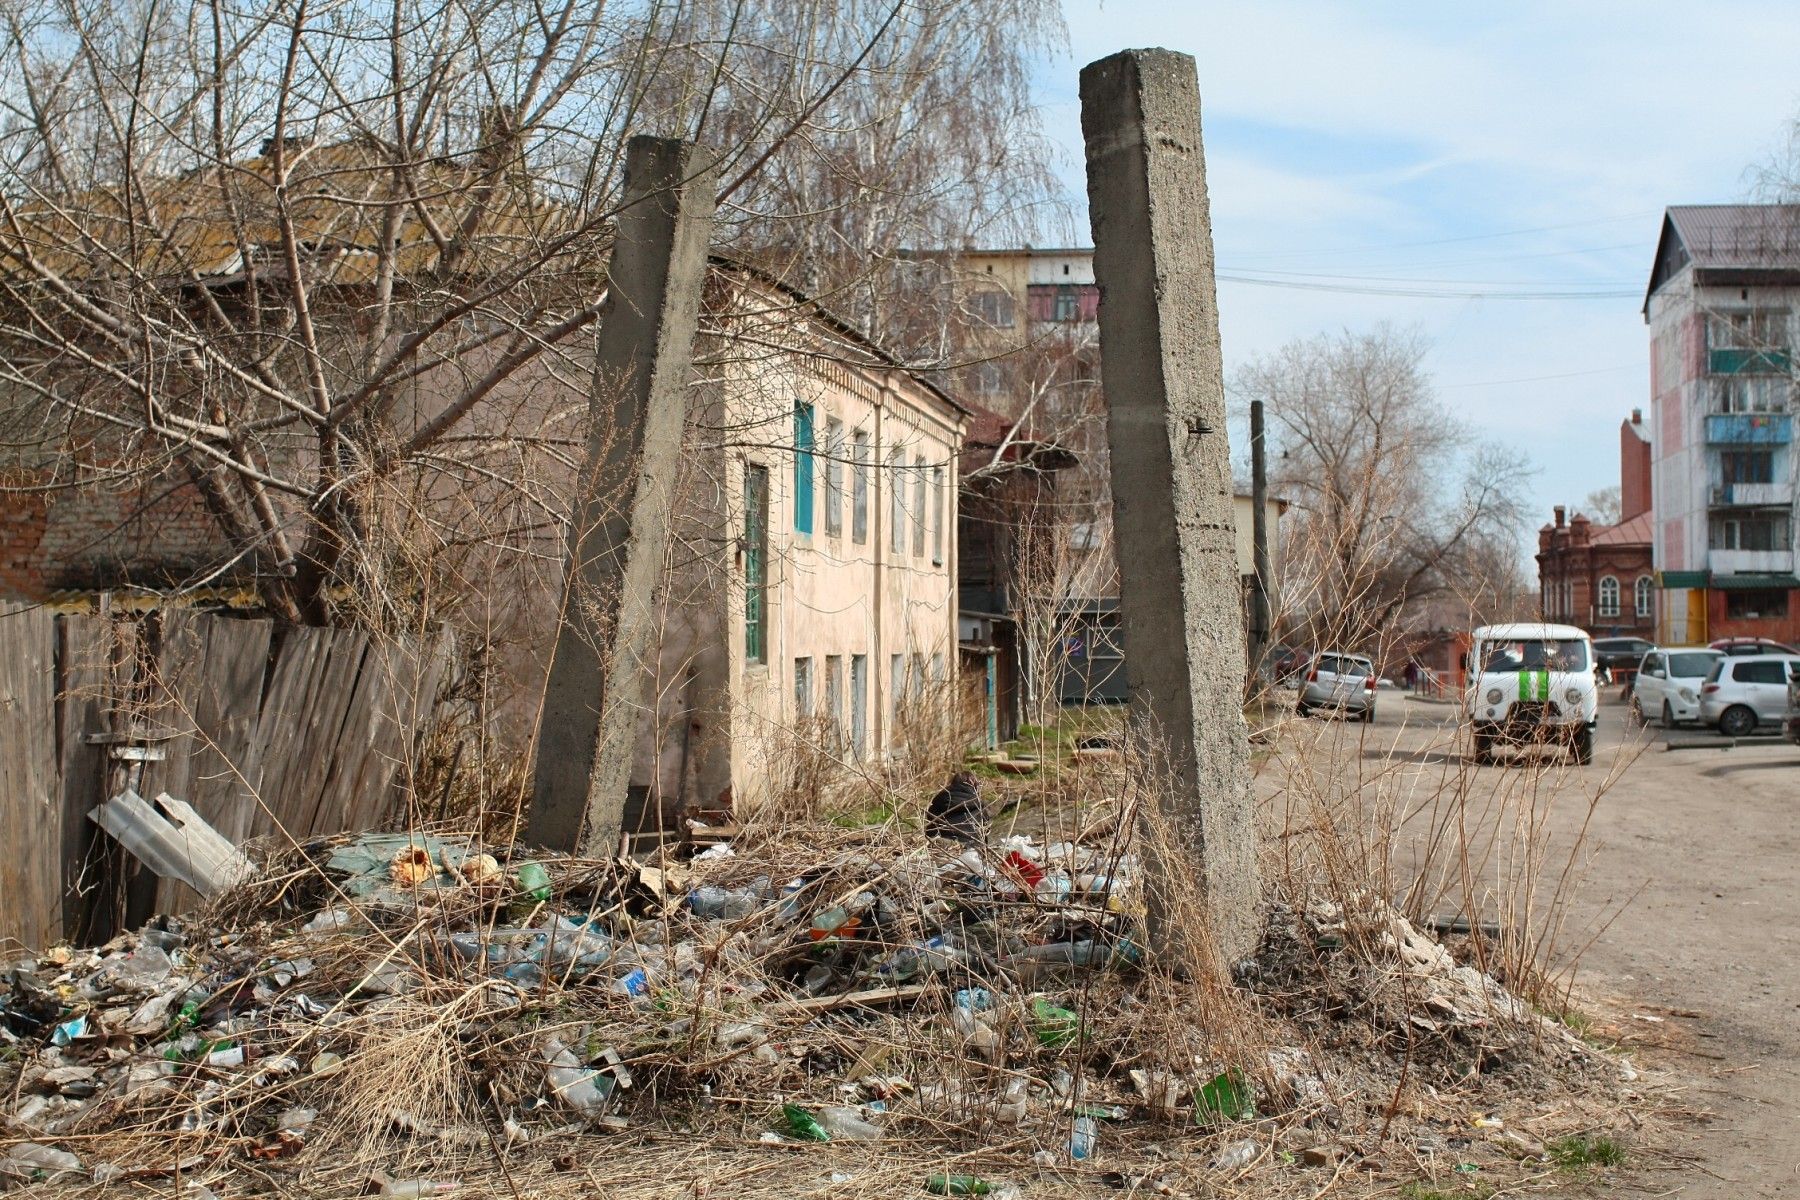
1629;647;1721;728
1698;654;1800;737
1296;651;1377;721
1465;623;1599;765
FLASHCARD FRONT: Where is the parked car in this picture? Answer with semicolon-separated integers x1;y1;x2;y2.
1787;671;1800;745
1296;651;1376;721
1593;636;1656;680
1709;636;1800;656
1629;647;1722;728
1698;654;1800;736
1464;623;1598;765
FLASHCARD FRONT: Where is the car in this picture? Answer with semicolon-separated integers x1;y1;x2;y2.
1709;636;1800;656
1787;671;1800;745
1296;651;1376;721
1464;623;1598;765
1630;646;1723;728
1593;636;1656;679
1698;654;1800;736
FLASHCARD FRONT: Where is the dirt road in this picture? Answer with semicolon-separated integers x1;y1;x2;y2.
1270;692;1800;1195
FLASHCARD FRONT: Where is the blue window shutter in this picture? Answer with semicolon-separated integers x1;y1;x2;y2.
794;402;815;533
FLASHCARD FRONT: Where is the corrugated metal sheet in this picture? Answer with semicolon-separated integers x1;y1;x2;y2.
1667;205;1800;271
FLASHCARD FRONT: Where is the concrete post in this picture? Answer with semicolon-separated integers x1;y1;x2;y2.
528;136;716;854
1080;49;1261;962
1249;399;1273;688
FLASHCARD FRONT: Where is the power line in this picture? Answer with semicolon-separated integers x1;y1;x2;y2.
1216;273;1640;300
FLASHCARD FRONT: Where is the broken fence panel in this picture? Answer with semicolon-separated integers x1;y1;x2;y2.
88;790;252;898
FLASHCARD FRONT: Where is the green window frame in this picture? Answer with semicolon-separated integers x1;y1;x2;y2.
793;402;815;534
745;464;769;664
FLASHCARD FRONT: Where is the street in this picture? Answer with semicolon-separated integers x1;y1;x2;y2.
1264;689;1800;1195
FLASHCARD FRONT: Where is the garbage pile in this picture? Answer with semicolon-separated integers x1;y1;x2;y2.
0;825;1298;1194
0;815;1610;1196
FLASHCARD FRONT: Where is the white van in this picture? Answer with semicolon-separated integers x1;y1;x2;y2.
1465;623;1599;765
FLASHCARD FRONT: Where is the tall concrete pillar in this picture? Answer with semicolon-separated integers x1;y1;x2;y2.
1080;49;1261;961
529;136;716;854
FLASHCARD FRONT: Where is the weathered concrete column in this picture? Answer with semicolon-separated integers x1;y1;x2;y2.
529;136;716;854
1080;49;1261;961
1248;398;1273;688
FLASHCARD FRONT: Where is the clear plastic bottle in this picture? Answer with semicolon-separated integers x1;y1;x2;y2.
1070;1115;1098;1160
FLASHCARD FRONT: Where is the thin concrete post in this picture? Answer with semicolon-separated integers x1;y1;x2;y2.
1249;399;1273;688
528;136;716;854
1080;49;1261;961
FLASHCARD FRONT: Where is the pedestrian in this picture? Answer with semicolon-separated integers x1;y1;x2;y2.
1404;660;1419;693
927;771;987;844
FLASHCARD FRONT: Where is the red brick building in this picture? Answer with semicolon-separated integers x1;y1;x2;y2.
1537;411;1657;637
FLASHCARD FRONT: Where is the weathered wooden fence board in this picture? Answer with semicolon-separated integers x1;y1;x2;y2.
0;605;446;950
0;604;61;954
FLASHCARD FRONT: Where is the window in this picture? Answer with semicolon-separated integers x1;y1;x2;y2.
1720;449;1776;485
744;465;769;664
891;653;906;737
1635;575;1654;619
911;652;926;700
824;656;843;745
1053;286;1079;322
975;362;1004;396
1734;658;1788;684
931;466;946;565
849;654;867;760
970;290;1015;328
822;417;844;538
1597;576;1620;618
793;402;815;534
851;428;870;544
930;652;945;684
1711;378;1789;414
1708;310;1788;352
794;657;813;719
889;446;907;554
912;454;927;557
1726;590;1790;620
1710;512;1791;550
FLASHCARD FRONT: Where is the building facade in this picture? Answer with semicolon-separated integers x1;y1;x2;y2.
1645;205;1800;644
1536;411;1656;638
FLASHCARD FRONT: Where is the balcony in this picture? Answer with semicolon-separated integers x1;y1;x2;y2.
1706;413;1792;445
1708;348;1792;375
1711;482;1791;506
1710;549;1795;575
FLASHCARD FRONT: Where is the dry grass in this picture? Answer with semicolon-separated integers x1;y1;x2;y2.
0;695;1647;1200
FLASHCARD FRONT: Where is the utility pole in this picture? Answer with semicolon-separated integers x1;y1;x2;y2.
528;137;716;854
1248;399;1273;691
1080;48;1261;962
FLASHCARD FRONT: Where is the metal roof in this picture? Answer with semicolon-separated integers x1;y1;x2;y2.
1646;204;1800;310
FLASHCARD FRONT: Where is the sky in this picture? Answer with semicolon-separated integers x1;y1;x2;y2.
1028;1;1800;545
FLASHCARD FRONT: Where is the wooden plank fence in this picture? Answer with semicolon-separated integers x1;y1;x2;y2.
0;602;451;952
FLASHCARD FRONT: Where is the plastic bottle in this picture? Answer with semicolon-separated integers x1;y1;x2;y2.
379;1178;461;1197
5;1143;82;1175
542;1039;612;1113
781;1103;832;1142
1031;997;1079;1047
807;906;858;942
1070;1115;1098;1160
516;862;551;902
925;1175;991;1195
815;1105;882;1141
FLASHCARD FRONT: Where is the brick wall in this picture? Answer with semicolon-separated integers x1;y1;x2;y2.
0;468;241;600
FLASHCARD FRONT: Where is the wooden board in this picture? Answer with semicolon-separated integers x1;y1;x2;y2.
149;611;273;911
55;613;115;942
0;603;62;952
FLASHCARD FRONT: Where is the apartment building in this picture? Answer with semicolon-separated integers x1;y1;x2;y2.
1644;205;1800;644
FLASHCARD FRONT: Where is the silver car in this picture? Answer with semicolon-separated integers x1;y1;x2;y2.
1296;651;1376;722
1630;647;1722;728
1698;654;1800;737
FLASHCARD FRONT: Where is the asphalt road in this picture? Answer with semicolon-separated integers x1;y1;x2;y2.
1267;689;1800;1195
